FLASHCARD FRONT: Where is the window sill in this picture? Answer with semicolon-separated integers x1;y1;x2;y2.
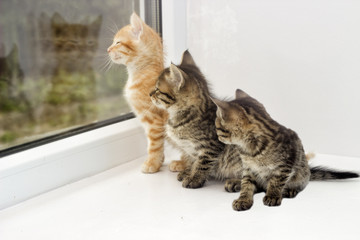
0;118;147;210
0;153;359;239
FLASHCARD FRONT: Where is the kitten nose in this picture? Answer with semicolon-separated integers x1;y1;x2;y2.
107;47;112;53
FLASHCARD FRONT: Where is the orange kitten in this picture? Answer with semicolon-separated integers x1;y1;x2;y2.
107;13;185;173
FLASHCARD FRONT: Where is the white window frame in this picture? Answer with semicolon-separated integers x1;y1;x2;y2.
0;0;187;210
0;119;147;209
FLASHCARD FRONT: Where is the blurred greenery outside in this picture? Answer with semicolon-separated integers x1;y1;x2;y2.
0;0;140;151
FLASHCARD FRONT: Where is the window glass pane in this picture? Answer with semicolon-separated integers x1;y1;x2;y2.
0;0;142;152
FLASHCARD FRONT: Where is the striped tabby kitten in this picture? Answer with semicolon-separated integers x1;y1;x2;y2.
150;50;243;188
213;89;359;211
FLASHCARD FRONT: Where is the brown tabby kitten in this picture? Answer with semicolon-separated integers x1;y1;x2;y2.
150;50;243;188
213;89;359;211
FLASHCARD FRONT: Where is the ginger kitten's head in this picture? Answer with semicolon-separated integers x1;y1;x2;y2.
150;50;210;111
107;13;163;68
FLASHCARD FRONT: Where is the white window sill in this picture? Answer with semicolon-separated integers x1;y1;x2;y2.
0;118;147;210
0;153;359;239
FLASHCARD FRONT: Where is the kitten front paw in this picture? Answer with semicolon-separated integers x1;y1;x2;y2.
141;162;161;173
141;159;163;174
263;195;282;207
232;198;253;211
225;179;242;192
177;170;190;182
141;154;164;173
169;160;186;172
182;176;206;189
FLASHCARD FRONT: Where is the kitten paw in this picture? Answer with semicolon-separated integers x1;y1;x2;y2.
141;161;162;173
141;154;164;173
169;160;186;172
182;176;206;189
232;198;253;211
225;179;242;192
283;189;299;198
177;170;190;182
263;195;282;207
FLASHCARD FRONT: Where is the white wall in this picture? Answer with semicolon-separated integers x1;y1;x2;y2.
186;0;360;157
162;0;187;66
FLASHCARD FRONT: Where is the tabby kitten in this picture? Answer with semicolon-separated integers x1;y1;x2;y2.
107;13;186;173
213;89;359;211
150;50;243;188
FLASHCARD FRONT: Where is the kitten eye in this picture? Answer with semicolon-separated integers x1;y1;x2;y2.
115;41;121;45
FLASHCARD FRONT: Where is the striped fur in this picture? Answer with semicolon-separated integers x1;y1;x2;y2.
150;50;243;188
107;13;186;173
213;89;359;211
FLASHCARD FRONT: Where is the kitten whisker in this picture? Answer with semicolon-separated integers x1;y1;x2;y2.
103;37;117;41
96;52;112;57
105;60;114;73
99;57;114;73
106;18;120;34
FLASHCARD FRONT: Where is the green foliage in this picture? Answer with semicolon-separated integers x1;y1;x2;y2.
1;131;17;143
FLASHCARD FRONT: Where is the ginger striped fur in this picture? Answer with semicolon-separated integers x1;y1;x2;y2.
107;13;185;173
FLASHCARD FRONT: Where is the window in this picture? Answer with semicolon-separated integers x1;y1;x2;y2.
0;0;162;156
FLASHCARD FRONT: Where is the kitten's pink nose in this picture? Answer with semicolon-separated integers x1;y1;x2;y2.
107;47;112;53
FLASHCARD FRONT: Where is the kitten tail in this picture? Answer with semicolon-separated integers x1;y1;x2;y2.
310;166;359;180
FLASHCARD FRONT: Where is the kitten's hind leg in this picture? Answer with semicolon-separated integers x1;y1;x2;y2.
225;179;242;192
282;176;308;198
282;166;310;198
282;188;300;198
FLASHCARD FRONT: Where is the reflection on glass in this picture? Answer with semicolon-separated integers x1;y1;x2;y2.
0;0;139;151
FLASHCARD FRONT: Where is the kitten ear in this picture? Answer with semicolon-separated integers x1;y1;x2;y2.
130;12;143;40
180;50;196;66
169;64;185;91
91;15;102;27
90;15;102;34
51;12;66;25
9;44;19;60
211;98;229;119
235;89;250;99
